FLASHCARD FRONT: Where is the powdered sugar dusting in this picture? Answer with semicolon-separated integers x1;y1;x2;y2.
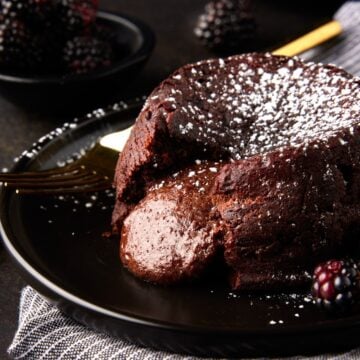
149;160;222;194
158;54;360;160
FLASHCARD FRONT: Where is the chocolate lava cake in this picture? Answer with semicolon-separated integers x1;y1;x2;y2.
112;53;360;290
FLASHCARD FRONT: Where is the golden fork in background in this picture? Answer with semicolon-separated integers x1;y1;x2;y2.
0;20;342;194
272;20;342;56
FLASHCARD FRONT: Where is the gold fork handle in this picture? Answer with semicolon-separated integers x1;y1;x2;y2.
272;20;342;56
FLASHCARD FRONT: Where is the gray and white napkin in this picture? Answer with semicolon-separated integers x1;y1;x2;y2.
301;0;360;75
8;1;360;359
8;286;360;359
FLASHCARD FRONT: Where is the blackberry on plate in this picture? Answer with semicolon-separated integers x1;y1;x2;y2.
311;259;360;312
63;35;113;74
0;18;43;70
194;0;256;51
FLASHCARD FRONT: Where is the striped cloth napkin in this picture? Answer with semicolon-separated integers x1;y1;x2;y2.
8;1;360;359
301;0;360;75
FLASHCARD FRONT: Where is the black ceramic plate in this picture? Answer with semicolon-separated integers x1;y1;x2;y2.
1;98;360;358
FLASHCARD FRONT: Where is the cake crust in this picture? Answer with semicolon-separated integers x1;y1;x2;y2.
113;53;360;290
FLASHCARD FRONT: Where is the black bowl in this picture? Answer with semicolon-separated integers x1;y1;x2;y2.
0;12;155;114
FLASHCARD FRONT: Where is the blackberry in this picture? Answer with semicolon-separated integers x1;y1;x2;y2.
0;0;54;28
89;23;117;45
55;0;98;36
311;259;360;312
0;18;42;70
63;36;113;74
194;0;256;52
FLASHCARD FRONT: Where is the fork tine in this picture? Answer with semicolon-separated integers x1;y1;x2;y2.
0;170;99;186
15;179;112;194
0;171;83;185
1;173;109;189
0;163;81;181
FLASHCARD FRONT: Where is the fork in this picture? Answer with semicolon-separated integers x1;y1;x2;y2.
0;127;133;194
0;20;342;194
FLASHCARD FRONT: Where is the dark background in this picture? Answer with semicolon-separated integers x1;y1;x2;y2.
0;0;345;357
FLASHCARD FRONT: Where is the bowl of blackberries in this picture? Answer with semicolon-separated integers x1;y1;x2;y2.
0;0;155;112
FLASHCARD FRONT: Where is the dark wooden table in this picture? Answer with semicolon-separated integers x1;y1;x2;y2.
0;0;344;357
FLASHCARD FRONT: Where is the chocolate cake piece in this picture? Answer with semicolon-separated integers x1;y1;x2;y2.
113;53;360;290
120;161;223;284
213;137;360;290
